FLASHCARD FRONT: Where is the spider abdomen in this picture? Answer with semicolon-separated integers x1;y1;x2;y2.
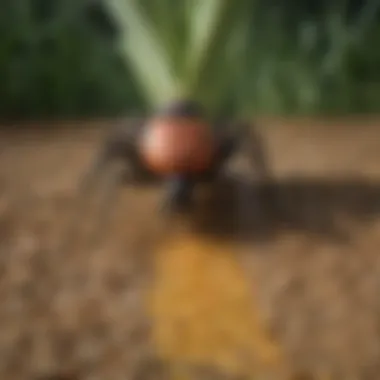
138;116;216;176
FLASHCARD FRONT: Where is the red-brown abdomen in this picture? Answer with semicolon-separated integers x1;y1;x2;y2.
139;116;216;176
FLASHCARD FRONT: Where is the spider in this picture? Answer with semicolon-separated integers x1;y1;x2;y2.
78;101;269;213
56;100;272;253
79;100;271;216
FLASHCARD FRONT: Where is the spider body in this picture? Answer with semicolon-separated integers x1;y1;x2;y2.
138;115;217;176
82;100;270;214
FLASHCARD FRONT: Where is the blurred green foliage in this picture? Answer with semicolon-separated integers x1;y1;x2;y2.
236;0;380;116
0;0;379;121
0;0;144;120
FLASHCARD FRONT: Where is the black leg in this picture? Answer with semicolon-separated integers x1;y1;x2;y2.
79;119;158;194
195;136;237;183
160;175;196;214
239;122;271;181
58;119;156;255
215;136;237;169
213;121;271;181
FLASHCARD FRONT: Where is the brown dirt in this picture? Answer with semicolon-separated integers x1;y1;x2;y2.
1;117;380;380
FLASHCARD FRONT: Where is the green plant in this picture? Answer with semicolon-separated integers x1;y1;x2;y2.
103;0;253;120
0;0;142;121
236;0;380;116
1;0;380;120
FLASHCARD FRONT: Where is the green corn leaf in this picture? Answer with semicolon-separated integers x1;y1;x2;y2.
106;0;182;109
184;0;250;100
104;0;253;117
138;0;188;78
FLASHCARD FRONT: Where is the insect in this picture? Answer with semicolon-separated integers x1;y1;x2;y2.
79;99;271;215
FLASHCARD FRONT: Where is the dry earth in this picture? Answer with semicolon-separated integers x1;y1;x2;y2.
0;117;380;380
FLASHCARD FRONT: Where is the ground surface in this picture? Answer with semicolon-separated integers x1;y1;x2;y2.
1;117;380;380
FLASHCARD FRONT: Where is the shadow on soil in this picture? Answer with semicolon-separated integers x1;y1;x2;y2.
188;176;380;244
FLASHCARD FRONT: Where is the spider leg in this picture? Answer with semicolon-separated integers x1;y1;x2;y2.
86;161;126;248
214;135;238;171
79;118;157;195
242;123;271;181
58;118;156;254
206;121;273;236
210;121;271;181
159;175;196;216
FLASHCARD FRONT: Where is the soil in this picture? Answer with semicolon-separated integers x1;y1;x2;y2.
0;117;380;380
